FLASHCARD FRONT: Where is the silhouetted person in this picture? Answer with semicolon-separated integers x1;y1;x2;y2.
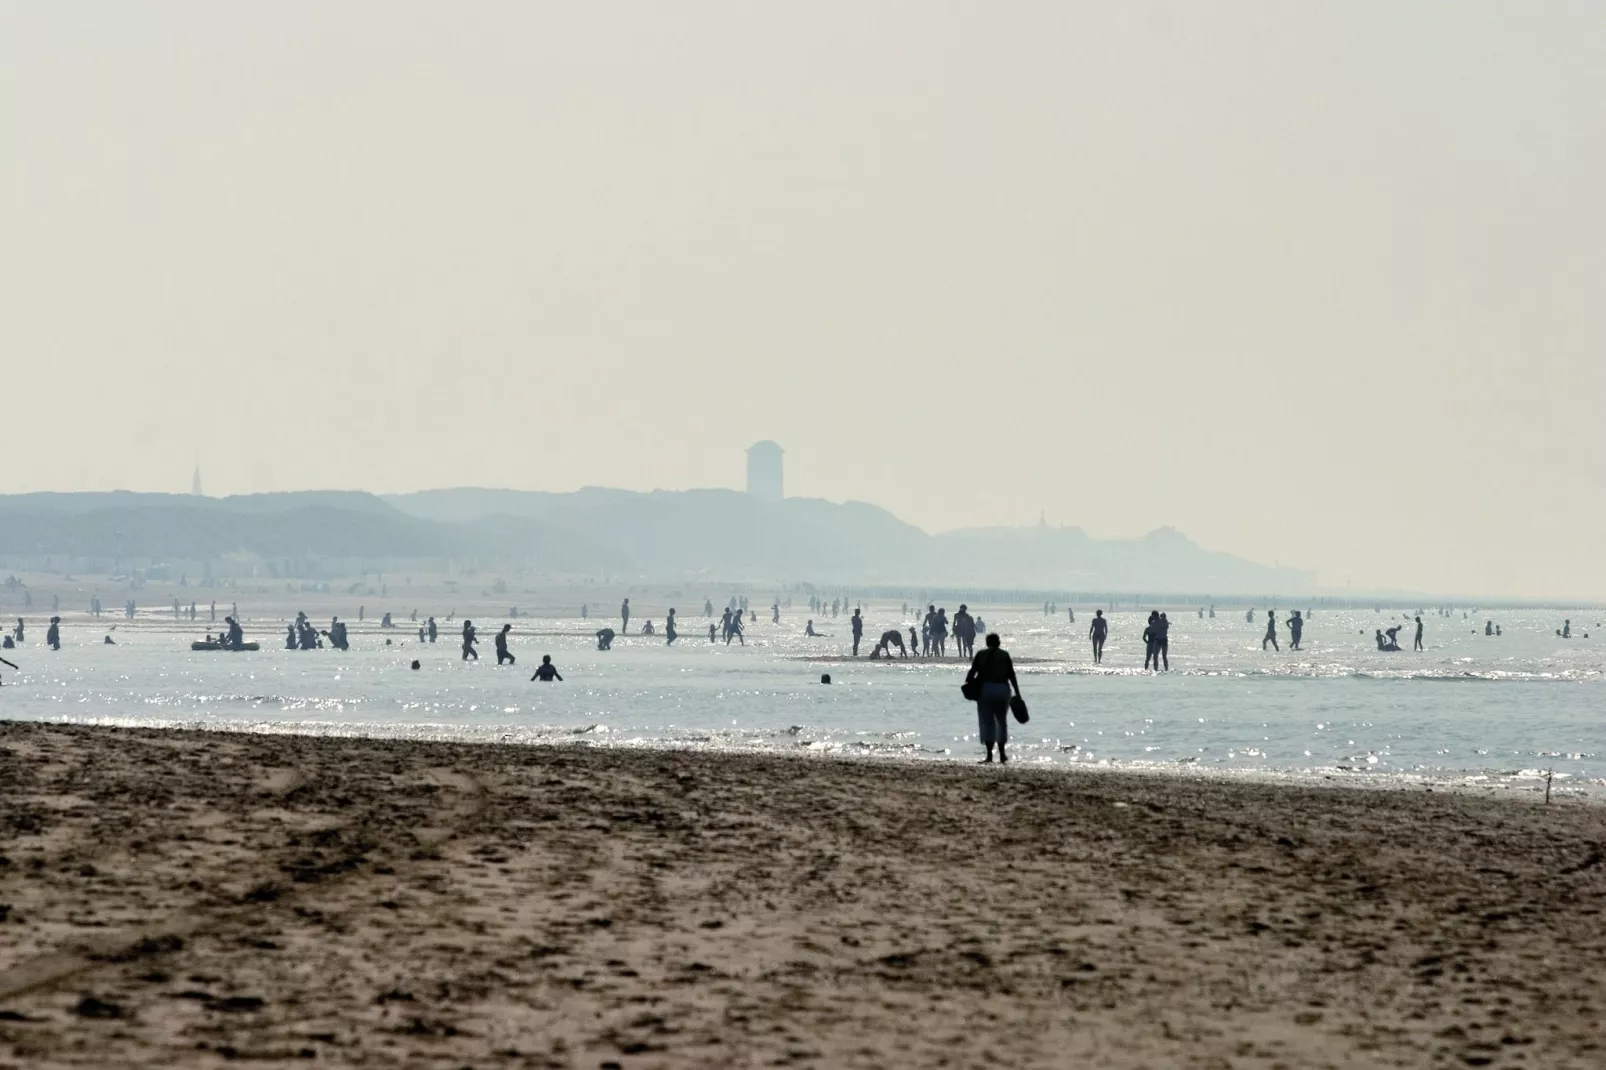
495;624;515;665
1485;620;1494;636
1384;625;1403;651
427;617;438;643
666;609;678;645
596;628;615;650
909;625;919;653
226;616;243;650
13;619;22;644
772;602;780;624
708;622;717;642
953;605;977;658
934;608;949;658
285;625;297;650
1564;619;1572;639
1414;616;1424;651
1263;611;1279;652
704;599;713;617
1142;611;1159;670
727;612;744;646
1155;612;1170;670
805;619;821;637
621;598;630;634
461;620;478;660
531;655;562;681
46;616;60;651
965;633;1022;764
1089;610;1107;664
1288;611;1304;651
850;609;863;655
875;629;908;658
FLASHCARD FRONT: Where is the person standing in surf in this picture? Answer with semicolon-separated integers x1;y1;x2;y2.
1089;610;1107;664
1263;611;1279;652
965;633;1022;765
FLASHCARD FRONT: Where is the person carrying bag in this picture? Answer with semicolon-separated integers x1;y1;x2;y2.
963;632;1024;764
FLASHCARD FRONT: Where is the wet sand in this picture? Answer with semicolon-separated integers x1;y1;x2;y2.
2;722;1604;1069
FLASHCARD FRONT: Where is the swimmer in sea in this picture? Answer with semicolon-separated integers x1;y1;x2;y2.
531;655;563;682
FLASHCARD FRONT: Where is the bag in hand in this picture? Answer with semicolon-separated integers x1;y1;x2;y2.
960;679;982;701
1009;695;1029;723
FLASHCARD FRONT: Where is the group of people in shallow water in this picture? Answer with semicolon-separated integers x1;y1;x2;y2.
286;613;347;651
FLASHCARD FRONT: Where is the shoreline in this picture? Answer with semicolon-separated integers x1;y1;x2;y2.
4;721;1606;1067
6;713;1603;802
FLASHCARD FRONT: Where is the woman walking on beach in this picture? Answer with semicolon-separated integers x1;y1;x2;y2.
965;633;1022;765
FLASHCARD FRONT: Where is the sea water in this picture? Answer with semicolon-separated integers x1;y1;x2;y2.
3;608;1602;793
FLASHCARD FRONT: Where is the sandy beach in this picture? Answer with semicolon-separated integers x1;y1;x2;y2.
2;723;1604;1068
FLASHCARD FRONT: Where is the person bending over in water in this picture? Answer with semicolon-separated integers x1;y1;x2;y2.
1263;611;1279;652
1089;610;1108;664
495;624;515;665
874;629;908;658
965;633;1022;765
596;628;615;651
531;655;563;682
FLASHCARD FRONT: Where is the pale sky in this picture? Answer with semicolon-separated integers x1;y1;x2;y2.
3;2;1603;598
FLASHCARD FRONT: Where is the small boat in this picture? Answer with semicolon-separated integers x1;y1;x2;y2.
191;641;261;652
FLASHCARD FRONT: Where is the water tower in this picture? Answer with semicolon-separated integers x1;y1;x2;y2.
746;441;784;502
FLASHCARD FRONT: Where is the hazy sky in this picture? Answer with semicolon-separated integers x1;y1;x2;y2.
4;2;1603;598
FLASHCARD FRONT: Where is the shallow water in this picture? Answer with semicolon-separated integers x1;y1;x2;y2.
4;608;1602;791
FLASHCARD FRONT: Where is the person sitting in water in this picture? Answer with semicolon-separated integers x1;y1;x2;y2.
531;655;563;682
641;620;655;636
874;629;908;658
804;619;825;638
103;635;115;644
596;628;615;651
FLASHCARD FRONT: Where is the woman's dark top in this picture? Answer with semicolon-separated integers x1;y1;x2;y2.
970;647;1014;684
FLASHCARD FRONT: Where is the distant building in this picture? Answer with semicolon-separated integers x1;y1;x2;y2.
191;467;204;496
746;441;784;502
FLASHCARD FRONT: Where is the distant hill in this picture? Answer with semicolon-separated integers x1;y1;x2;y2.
0;487;1312;592
384;488;1313;593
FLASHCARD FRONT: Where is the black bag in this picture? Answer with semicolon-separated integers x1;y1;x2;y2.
961;649;993;701
1009;695;1029;723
